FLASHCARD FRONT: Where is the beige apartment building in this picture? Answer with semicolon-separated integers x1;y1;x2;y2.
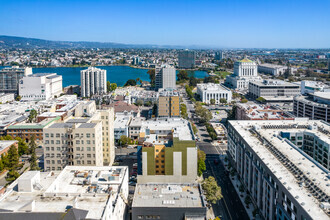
157;90;180;117
43;101;115;171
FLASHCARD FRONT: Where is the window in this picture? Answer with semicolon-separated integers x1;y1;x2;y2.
137;216;144;219
86;133;90;138
87;147;91;151
56;133;60;138
56;140;60;144
45;133;49;138
87;140;91;144
76;140;80;144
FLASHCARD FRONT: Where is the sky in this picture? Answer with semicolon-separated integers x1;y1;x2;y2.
0;0;329;48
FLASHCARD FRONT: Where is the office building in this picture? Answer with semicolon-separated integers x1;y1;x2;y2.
0;66;32;94
137;118;197;183
236;103;294;120
132;183;207;220
249;80;300;102
215;51;224;61
0;140;18;157
225;58;262;90
158;90;180;117
178;50;195;69
0;93;14;103
293;92;330;123
19;73;63;101
258;63;296;76
155;65;176;90
300;80;330;95
0;166;129;220
197;83;232;104
80;67;107;97
227;119;330;220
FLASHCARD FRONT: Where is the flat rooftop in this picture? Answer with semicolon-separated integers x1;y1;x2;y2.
0;166;128;219
141;118;194;141
237;103;294;120
197;83;230;92
132;183;206;208
0;140;17;151
229;119;330;219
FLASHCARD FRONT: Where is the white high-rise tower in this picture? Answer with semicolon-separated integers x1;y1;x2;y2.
80;67;107;97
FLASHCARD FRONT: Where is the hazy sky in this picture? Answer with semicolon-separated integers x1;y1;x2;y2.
0;0;329;48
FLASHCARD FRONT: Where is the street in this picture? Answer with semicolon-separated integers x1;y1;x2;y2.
204;155;249;220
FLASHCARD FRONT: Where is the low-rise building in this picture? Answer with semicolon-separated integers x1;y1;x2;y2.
137;118;197;183
128;117;145;140
236;103;295;120
0;93;14;103
108;101;140;117
132;183;207;220
258;63;296;76
0;140;18;157
19;73;63;101
249;79;300;102
7;116;60;146
0;166;129;220
114;116;131;141
197;83;232;104
300;80;330;95
293;92;330;123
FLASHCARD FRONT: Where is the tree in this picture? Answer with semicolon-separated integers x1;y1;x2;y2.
106;81;111;92
210;99;216;105
240;98;248;103
197;150;206;176
7;145;19;169
6;169;19;182
204;76;219;84
185;85;194;99
124;79;137;87
136;78;141;84
119;135;129;146
202;176;223;204
145;101;152;107
28;109;37;123
15;137;29;156
180;103;188;119
227;105;237;120
177;70;189;81
29;135;39;170
0;159;4;172
135;99;144;106
220;98;227;104
256;97;266;103
189;76;198;87
152;104;158;116
147;69;156;87
110;83;117;92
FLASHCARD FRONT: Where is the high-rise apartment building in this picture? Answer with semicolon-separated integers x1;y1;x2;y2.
215;51;224;61
155;65;176;90
157;90;180;117
43;101;115;171
0;66;32;94
19;73;63;101
225;58;262;90
178;50;195;69
227;119;330;220
80;67;107;97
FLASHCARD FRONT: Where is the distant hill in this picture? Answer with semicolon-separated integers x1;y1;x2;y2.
0;35;197;49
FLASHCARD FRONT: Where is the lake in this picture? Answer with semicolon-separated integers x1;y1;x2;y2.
0;66;208;87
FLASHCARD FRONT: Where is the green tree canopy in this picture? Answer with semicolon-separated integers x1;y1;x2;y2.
124;79;137;87
29;135;39;170
110;83;117;91
202;176;223;204
28;109;38;123
147;69;156;87
177;70;189;81
119;135;129;146
107;81;111;92
210;99;216;105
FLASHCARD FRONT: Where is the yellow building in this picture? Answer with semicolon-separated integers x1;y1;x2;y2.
158;93;180;117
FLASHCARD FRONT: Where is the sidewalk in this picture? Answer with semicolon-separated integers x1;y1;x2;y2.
222;158;257;220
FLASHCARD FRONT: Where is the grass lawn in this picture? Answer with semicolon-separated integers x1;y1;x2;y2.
214;71;231;78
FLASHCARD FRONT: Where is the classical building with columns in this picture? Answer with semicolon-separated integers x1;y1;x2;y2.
197;83;232;104
225;58;262;91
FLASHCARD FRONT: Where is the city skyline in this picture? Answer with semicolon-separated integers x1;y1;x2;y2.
0;0;330;48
